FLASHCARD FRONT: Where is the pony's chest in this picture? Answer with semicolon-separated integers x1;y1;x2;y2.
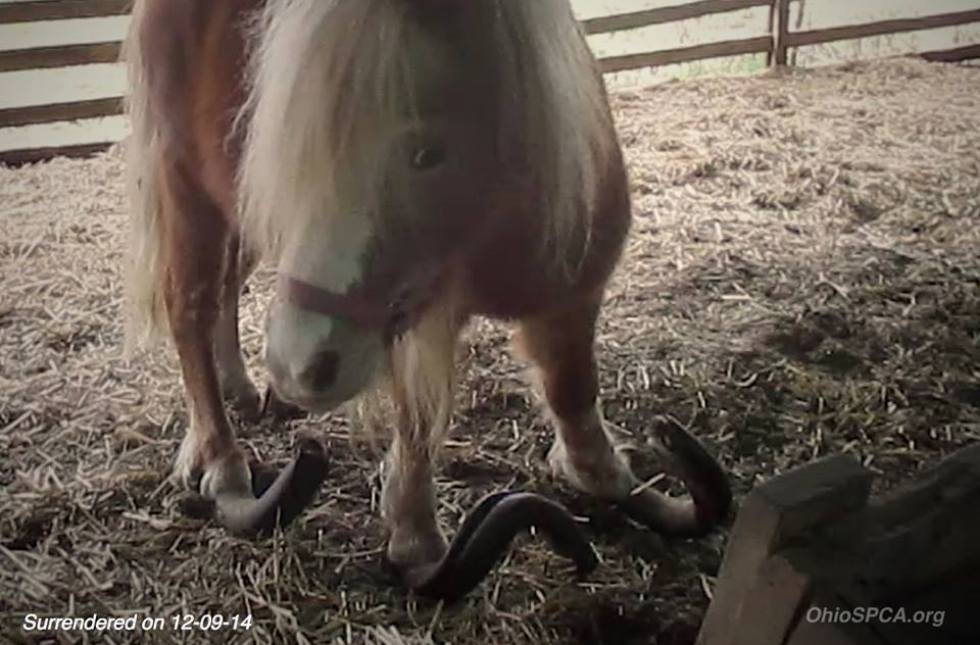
461;232;571;319
460;203;630;320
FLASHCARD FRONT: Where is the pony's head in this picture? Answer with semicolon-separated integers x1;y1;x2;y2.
238;0;611;411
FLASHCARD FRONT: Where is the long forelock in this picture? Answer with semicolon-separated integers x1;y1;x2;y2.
237;0;414;260
237;0;615;274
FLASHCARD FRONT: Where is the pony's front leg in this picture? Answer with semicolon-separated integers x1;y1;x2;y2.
517;293;732;538
161;168;324;535
160;174;251;499
379;304;599;601
516;295;635;499
382;419;448;571
380;307;462;576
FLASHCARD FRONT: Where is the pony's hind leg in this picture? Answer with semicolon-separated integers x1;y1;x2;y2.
516;292;731;537
161;168;250;499
213;235;262;420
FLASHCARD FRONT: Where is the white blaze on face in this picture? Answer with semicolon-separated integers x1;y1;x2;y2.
282;205;374;295
264;208;384;412
241;0;455;412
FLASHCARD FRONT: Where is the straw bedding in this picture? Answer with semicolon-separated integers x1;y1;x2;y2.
1;57;979;644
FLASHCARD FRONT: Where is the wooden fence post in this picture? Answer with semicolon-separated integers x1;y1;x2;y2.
698;443;980;645
790;0;806;65
766;0;777;66
696;455;873;645
772;0;791;66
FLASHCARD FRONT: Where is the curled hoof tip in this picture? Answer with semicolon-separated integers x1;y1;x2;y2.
651;419;701;453
176;493;215;520
618;421;733;537
398;491;597;602
248;461;279;498
296;436;326;458
248;440;327;500
213;445;329;537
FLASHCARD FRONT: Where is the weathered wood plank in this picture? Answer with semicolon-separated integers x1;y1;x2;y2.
919;43;980;63
785;8;980;49
695;455;873;645
582;0;773;36
773;0;791;65
599;35;772;73
701;443;980;645
0;0;130;24
0;142;114;167
0;41;122;73
729;553;813;645
764;0;777;66
785;588;884;645
0;97;123;128
851;442;980;592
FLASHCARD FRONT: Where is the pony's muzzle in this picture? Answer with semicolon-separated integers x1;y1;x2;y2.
264;299;383;412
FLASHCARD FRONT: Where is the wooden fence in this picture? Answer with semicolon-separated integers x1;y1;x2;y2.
1;0;979;165
696;444;980;644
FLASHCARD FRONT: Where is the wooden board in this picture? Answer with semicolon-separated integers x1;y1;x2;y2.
599;35;772;73
0;97;124;128
582;0;773;36
785;8;980;49
0;0;130;24
0;142;114;167
920;43;980;63
0;42;122;73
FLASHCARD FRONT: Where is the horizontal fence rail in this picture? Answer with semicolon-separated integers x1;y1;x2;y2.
784;7;980;49
0;0;129;24
582;0;772;35
600;35;773;73
920;42;980;63
0;41;122;73
2;0;980;166
0;96;123;129
0;141;117;165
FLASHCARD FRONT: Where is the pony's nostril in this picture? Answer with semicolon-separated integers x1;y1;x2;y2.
306;350;341;392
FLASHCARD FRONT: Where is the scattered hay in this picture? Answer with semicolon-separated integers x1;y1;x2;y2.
1;57;979;644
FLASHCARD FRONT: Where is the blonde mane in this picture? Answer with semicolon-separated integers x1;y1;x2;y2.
235;0;618;444
236;0;615;274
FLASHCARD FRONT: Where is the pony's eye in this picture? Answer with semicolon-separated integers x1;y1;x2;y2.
411;146;446;170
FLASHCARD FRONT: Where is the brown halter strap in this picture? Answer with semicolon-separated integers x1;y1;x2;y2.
278;260;447;333
278;275;390;329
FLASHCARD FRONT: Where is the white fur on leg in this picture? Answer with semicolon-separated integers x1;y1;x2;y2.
548;407;636;500
173;406;252;498
173;428;207;491
381;444;447;567
199;450;253;500
379;297;461;568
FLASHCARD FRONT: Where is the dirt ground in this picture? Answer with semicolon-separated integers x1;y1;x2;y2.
1;57;979;645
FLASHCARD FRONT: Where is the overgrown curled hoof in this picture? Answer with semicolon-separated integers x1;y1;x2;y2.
389;491;598;602
618;420;733;538
176;438;328;536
